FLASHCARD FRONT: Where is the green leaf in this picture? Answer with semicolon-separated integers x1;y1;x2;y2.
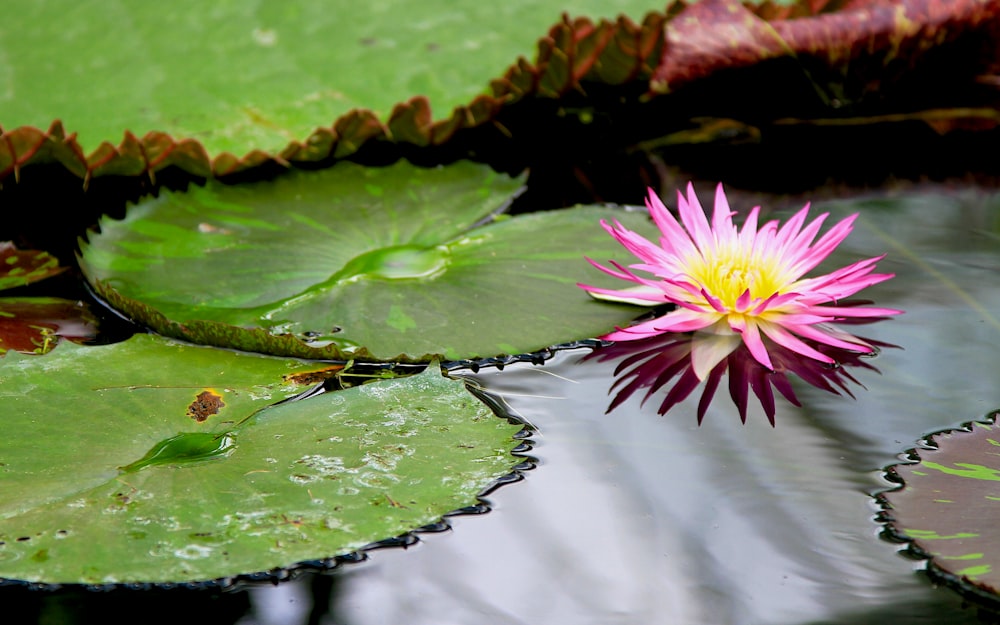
80;160;658;361
0;0;662;158
881;417;1000;599
0;335;523;584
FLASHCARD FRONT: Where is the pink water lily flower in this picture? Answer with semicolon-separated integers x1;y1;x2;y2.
581;183;901;379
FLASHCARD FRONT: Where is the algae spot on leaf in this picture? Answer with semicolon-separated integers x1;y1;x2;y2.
186;390;226;423
387;304;417;332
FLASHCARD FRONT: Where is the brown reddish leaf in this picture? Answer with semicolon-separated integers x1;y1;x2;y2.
214;149;282;179
281;127;337;163
387;97;435;146
651;0;1000;104
0;242;67;291
588;13;669;85
0;297;98;355
490;11;665;101
0;121;88;182
0;125;46;182
186;390;226;423
330;109;389;160
0;122;212;189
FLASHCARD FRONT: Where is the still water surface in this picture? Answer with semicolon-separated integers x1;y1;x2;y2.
6;187;1000;624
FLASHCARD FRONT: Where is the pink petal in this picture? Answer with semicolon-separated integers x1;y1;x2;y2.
801;304;903;319
778;208;827;263
749;291;801;315
730;316;774;371
784;322;873;352
797;265;895;301
701;288;728;313
711;184;737;246
772;205;813;252
678;183;714;253
647;191;700;259
735;288;753;312
757;320;835;364
603;220;672;266
583;257;641;282
738;206;761;249
651;309;721;332
601;309;718;341
786;214;858;276
588;259;704;307
580;283;668;304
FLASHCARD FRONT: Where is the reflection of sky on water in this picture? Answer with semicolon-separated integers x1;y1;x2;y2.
240;189;999;625
805;190;1000;463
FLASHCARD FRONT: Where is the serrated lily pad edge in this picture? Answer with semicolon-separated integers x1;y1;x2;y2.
88;272;616;366
0;12;666;185
5;0;997;185
876;411;1000;612
0;376;536;591
85;276;500;363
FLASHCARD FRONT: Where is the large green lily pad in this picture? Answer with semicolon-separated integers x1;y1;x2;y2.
0;0;664;180
0;335;523;584
881;417;1000;605
79;160;657;361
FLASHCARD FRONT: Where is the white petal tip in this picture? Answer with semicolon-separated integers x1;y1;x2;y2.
587;286;665;307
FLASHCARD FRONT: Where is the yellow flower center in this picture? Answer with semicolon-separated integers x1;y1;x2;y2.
687;248;787;310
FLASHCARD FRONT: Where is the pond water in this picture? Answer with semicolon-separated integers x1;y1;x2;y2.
5;185;1000;624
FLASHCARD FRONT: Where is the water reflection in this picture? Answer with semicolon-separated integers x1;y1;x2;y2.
585;320;893;424
6;188;1000;625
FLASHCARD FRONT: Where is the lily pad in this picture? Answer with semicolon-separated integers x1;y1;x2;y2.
0;242;66;290
0;334;524;584
4;0;995;182
881;416;1000;605
0;296;98;355
79;160;658;361
0;0;664;180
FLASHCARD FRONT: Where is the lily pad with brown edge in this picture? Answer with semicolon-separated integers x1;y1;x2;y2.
78;160;660;362
0;297;98;355
0;0;665;182
0;334;526;584
879;414;1000;607
0;242;67;291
